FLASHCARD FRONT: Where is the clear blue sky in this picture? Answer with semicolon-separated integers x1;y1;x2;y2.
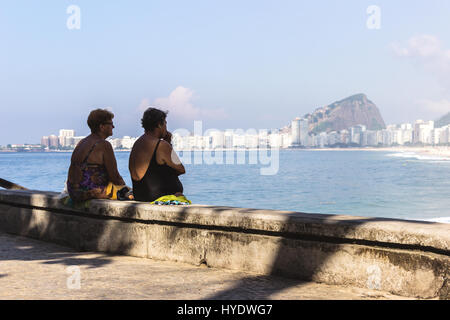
1;0;450;144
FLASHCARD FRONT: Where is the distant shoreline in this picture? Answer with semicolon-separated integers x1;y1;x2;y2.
0;149;131;153
1;146;449;159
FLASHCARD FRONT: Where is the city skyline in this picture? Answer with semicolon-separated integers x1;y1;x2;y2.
2;1;450;145
2;107;449;146
5;115;448;151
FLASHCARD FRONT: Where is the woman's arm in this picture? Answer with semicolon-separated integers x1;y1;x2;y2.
159;140;186;175
102;141;126;185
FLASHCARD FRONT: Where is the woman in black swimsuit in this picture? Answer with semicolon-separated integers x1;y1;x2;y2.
129;108;185;202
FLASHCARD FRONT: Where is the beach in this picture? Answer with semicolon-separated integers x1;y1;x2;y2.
410;146;450;159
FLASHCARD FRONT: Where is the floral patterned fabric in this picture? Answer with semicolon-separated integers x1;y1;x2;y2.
67;163;109;202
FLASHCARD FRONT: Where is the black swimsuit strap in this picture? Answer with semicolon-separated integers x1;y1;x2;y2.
82;141;101;164
150;140;162;165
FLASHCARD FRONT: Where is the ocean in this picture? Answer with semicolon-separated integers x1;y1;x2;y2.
0;150;449;223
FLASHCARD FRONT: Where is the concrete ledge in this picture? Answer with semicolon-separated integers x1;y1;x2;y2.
0;189;448;299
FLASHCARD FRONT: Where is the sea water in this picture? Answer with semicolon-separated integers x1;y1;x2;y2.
0;150;449;222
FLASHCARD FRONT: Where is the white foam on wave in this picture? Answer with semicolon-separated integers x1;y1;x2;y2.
386;152;450;162
420;217;450;224
387;152;416;158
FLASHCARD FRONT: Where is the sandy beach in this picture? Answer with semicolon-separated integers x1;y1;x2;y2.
407;146;450;159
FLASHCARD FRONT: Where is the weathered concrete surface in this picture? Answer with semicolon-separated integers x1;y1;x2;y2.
0;232;417;300
1;190;448;251
0;189;448;299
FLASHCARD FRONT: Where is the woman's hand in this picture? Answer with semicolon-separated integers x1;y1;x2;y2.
163;131;172;145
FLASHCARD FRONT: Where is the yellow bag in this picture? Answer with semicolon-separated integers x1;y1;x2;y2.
105;183;125;200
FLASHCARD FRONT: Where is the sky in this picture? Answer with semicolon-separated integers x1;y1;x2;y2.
1;0;450;145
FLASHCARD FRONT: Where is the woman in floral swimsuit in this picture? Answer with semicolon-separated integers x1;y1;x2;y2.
67;109;126;202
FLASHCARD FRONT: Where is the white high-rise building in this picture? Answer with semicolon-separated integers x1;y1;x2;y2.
431;126;450;145
224;131;233;149
258;130;269;148
41;136;50;147
340;130;350;144
291;118;301;146
59;129;75;137
190;135;205;149
281;133;292;148
327;131;339;146
210;130;225;149
361;131;369;146
400;123;413;130
121;136;137;149
386;125;403;145
268;132;282;148
414;120;434;144
444;125;450;144
245;134;258;149
380;129;393;146
48;135;59;148
232;134;245;148
314;132;327;148
433;128;444;145
59;129;75;147
172;133;183;150
413;120;424;143
72;136;85;147
350;125;365;145
108;138;122;149
299;118;309;146
365;130;378;146
399;124;414;144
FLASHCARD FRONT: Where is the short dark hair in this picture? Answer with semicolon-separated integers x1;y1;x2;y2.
87;109;114;133
141;108;168;132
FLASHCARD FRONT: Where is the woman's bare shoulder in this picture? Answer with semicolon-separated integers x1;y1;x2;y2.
133;135;155;152
97;139;113;150
71;137;91;160
158;140;172;152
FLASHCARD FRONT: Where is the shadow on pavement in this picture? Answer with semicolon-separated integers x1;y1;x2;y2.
0;232;114;269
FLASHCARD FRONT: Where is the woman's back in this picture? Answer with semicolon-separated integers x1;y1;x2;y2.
129;107;186;202
131;139;183;202
68;138;105;183
67;137;110;201
66;108;126;202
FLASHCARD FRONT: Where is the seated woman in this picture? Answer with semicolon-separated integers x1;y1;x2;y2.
67;109;126;202
129;108;185;202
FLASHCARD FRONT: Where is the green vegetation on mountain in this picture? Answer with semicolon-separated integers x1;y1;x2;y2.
435;112;450;128
304;94;386;133
311;121;333;134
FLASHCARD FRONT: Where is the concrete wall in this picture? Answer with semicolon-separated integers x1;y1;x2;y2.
0;189;448;299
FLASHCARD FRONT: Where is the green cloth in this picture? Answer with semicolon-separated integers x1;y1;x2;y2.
60;196;92;210
150;195;192;205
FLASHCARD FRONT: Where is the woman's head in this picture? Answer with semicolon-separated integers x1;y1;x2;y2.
141;108;168;135
87;109;115;135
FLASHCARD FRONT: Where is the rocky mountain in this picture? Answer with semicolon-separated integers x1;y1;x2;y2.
435;111;450;128
304;94;386;134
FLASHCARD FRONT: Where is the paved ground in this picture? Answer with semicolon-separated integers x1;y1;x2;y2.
0;232;416;300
